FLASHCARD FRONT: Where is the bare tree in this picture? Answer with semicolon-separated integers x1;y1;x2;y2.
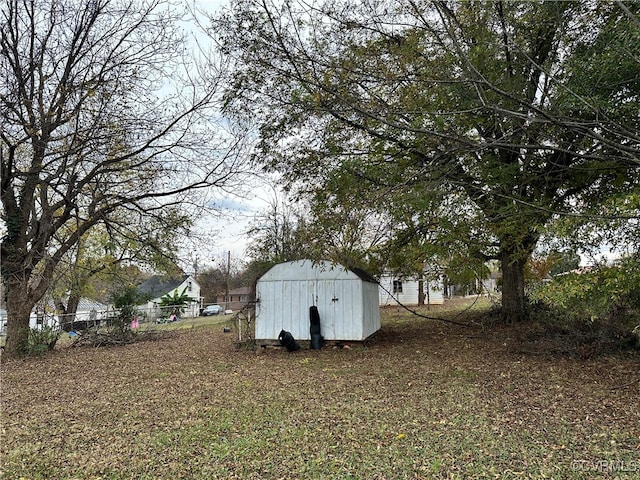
0;0;245;356
246;193;308;264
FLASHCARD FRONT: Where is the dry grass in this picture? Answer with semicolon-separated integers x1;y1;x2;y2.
1;299;639;479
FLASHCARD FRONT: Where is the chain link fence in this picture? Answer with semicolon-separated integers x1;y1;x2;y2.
1;301;252;336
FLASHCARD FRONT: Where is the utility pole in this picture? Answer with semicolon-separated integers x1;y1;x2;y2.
226;250;231;311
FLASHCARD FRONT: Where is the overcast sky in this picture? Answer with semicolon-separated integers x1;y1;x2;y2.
178;0;273;269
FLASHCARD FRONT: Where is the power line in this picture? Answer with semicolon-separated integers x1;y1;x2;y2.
376;278;483;328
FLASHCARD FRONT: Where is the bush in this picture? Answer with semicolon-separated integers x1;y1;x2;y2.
110;285;150;333
18;326;59;355
528;255;640;355
531;258;640;322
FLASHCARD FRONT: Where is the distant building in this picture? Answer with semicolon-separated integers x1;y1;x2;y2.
216;286;252;308
137;274;202;319
378;273;444;306
0;298;111;332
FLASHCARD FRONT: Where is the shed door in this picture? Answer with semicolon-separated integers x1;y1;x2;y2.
316;279;336;339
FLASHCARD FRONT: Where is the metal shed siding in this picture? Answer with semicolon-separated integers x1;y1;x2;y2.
360;280;382;337
255;260;380;342
256;278;327;340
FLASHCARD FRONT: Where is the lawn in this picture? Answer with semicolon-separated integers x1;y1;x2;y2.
1;299;639;479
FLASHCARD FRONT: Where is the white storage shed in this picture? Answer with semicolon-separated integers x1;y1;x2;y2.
255;260;381;344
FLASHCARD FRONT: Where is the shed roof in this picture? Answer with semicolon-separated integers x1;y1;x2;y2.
348;266;378;284
259;260;378;284
44;298;109;312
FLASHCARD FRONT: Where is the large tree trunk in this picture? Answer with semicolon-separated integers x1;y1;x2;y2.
3;278;37;357
500;248;529;323
54;295;80;330
66;295;80;323
1;242;50;357
418;274;425;306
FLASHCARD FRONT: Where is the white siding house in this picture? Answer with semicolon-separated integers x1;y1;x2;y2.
255;260;381;344
137;274;202;319
7;298;112;332
378;274;444;306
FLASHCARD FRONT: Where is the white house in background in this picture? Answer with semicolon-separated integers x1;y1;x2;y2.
137;274;202;320
255;259;381;344
3;297;112;331
0;308;55;333
378;273;444;306
53;298;111;331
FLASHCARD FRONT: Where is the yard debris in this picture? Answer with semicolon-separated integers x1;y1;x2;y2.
70;329;176;348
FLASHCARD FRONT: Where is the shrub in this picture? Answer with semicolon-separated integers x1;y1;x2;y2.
18;326;59;355
110;285;151;333
528;255;640;354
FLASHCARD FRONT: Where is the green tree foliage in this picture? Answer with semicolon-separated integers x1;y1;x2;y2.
213;0;640;322
110;285;150;332
304;187;393;274
245;192;389;276
526;248;581;282
17;326;59;356
548;250;581;277
48;223;183;323
530;255;640;347
240;259;276;289
197;267;228;304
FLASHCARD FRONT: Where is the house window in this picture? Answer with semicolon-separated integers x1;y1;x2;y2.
393;280;403;293
188;281;192;292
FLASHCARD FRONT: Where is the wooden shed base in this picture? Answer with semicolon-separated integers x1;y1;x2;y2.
255;339;359;350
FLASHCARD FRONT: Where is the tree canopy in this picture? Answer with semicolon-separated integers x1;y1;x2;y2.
0;0;245;356
213;0;640;321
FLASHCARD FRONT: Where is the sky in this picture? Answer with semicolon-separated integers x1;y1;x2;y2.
180;0;270;269
2;0;625;275
186;179;283;271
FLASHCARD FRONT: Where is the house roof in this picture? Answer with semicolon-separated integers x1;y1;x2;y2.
216;286;252;297
76;298;109;311
138;274;190;299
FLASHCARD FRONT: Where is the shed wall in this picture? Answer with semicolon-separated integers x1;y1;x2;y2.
255;260;380;342
361;280;382;337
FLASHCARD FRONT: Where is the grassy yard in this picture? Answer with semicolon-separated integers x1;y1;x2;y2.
1;299;639;479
